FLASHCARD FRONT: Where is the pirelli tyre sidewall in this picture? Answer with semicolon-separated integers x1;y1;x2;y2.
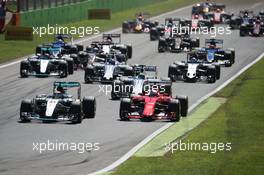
150;27;159;41
58;61;68;78
158;38;166;53
20;61;30;78
20;99;33;122
70;101;82;124
111;80;122;100
168;99;181;122
120;98;131;121
82;96;96;119
207;66;217;83
124;66;134;76
127;45;133;59
168;64;178;82
84;65;94;83
122;21;130;33
215;64;221;80
176;95;188;117
66;58;74;75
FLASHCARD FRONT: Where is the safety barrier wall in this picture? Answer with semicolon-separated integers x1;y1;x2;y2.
20;0;165;26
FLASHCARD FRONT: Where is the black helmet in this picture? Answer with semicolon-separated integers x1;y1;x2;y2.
56;86;65;93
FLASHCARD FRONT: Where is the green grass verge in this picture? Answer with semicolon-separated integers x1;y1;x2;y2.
0;0;198;63
113;58;264;175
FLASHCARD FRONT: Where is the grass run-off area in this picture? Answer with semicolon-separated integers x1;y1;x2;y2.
0;0;198;63
113;58;264;175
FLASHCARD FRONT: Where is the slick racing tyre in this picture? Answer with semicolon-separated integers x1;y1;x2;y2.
120;98;131;121
20;99;32;122
122;21;130;33
127;45;133;59
66;58;74;75
84;65;94;83
168;99;181;122
158;38;166;53
59;62;68;78
168;64;178;82
82;96;96;119
215;65;221;80
207;66;217;83
111;80;122;100
176;95;188;117
70;102;82;124
20;61;29;78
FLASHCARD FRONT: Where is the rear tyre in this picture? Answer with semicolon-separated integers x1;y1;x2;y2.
215;65;221;80
168;64;178;82
240;28;246;37
168;99;180;122
20;99;32;122
150;28;158;41
66;59;74;75
207;66;216;83
158;39;166;53
20;61;29;78
111;80;122;100
120;98;131;121
84;66;94;83
176;95;188;117
82;96;96;119
122;22;130;33
59;62;68;78
127;45;133;59
124;66;134;76
70;102;82;124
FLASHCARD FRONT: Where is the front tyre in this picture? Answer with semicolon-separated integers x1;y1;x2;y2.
120;98;131;121
70;102;82;124
168;99;181;122
20;99;32;122
82;96;96;119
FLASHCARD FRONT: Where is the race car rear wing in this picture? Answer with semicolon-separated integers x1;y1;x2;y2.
135;12;151;19
102;33;121;43
132;65;158;78
211;4;226;11
53;82;81;99
239;10;254;15
54;34;73;44
205;39;224;48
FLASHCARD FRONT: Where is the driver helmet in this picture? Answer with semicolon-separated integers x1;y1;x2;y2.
56;86;66;94
167;23;173;28
244;11;249;17
149;90;158;97
138;13;143;21
190;57;197;62
106;36;113;43
138;73;145;80
209;42;216;48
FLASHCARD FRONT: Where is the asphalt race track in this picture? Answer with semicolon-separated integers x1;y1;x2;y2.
0;1;264;175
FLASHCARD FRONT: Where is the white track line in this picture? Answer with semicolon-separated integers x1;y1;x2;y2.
0;5;192;69
89;52;264;175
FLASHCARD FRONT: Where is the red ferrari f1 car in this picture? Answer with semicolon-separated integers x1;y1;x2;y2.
119;88;188;122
